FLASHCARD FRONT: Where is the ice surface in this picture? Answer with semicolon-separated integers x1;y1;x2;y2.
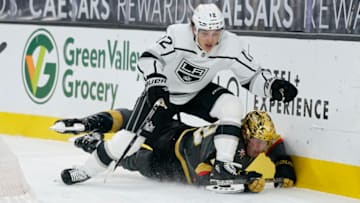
1;135;359;203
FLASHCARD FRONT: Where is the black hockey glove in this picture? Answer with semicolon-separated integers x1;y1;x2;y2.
74;131;104;153
52;116;103;134
270;79;297;102
274;155;296;188
145;73;170;107
52;112;114;134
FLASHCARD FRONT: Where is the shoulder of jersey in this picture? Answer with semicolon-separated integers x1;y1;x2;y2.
221;31;245;47
217;31;246;57
167;24;194;49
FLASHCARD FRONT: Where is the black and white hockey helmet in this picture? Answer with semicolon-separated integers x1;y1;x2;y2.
192;3;225;33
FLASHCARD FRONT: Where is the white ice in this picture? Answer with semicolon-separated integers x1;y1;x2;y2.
1;134;359;203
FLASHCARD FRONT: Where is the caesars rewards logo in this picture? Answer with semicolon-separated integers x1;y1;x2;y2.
22;28;59;104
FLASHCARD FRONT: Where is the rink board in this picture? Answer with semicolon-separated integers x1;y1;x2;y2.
0;24;359;199
1;112;359;199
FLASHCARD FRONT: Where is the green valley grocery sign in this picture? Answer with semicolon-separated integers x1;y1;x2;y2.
22;28;59;104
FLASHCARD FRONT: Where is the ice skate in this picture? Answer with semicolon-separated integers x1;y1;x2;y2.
61;168;91;185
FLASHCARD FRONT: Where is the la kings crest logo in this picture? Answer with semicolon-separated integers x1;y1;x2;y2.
175;59;208;83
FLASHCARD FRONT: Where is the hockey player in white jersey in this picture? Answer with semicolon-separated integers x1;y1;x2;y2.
59;3;297;185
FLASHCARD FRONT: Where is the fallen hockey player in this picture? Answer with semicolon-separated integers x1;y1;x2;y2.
52;108;296;193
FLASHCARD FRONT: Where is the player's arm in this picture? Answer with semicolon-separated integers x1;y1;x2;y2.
266;137;296;188
51;108;132;134
137;35;173;79
136;26;178;107
230;40;297;102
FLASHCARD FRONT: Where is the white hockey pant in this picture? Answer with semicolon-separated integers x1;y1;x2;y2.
210;94;243;162
82;130;145;177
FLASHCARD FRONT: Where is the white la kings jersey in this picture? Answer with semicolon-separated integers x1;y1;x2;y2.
137;24;274;105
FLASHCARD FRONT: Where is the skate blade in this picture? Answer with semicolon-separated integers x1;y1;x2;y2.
205;184;245;194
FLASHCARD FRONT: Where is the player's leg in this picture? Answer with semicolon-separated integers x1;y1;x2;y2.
61;129;146;185
52;108;132;134
61;93;150;185
61;94;174;185
209;93;244;181
179;83;243;180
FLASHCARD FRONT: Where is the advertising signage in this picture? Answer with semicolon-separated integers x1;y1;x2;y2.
1;0;360;39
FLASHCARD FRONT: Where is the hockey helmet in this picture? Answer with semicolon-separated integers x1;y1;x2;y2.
192;3;225;33
192;3;224;50
242;110;279;142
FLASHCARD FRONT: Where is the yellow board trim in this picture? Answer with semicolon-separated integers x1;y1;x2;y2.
1;112;359;199
0;112;69;141
292;155;360;199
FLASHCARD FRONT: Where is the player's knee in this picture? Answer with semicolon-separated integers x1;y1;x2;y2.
106;130;146;160
210;94;243;124
136;149;156;178
121;147;153;174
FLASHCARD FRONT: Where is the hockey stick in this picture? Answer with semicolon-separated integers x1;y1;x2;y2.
112;98;167;171
0;42;7;54
210;176;281;186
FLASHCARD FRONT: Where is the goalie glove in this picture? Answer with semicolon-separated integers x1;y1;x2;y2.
274;155;296;188
270;79;297;102
243;171;265;193
145;73;170;107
